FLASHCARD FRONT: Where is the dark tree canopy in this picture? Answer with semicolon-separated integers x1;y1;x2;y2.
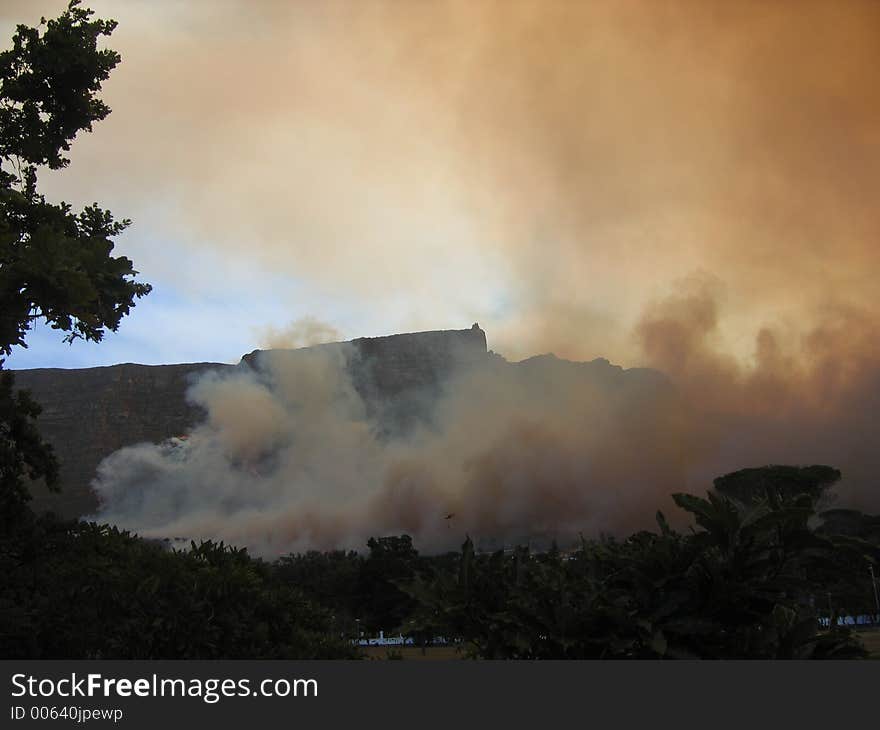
398;469;875;660
0;0;119;171
712;464;841;506
0;370;58;529
0;1;150;525
0;0;151;358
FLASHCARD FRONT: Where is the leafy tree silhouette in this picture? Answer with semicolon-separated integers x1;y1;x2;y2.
0;1;150;529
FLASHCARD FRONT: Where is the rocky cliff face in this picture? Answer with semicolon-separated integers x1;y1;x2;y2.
243;324;489;435
13;362;231;518
13;326;490;518
13;324;677;527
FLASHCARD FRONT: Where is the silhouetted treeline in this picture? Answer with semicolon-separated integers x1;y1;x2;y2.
1;465;878;659
0;516;358;659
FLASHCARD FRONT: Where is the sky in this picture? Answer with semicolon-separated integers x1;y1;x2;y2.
3;0;880;371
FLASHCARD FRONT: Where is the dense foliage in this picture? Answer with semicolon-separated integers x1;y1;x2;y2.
0;1;151;524
0;370;58;531
0;517;357;659
2;464;877;659
403;472;878;659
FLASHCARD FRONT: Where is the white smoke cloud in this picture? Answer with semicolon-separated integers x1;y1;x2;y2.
90;339;685;555
255;317;342;351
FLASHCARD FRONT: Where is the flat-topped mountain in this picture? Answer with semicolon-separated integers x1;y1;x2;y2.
13;325;673;520
13;326;489;517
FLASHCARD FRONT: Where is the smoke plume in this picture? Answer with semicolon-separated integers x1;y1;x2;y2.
636;275;880;510
8;0;873;549
256;317;342;351
10;0;879;362
91;339;686;554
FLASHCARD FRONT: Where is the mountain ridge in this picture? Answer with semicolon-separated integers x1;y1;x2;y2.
12;325;671;519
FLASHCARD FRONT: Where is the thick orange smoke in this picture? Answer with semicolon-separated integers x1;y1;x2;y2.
7;1;878;362
5;0;875;547
637;274;880;509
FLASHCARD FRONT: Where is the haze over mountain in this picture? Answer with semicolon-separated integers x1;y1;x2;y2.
3;0;878;372
5;1;879;550
14;323;880;555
